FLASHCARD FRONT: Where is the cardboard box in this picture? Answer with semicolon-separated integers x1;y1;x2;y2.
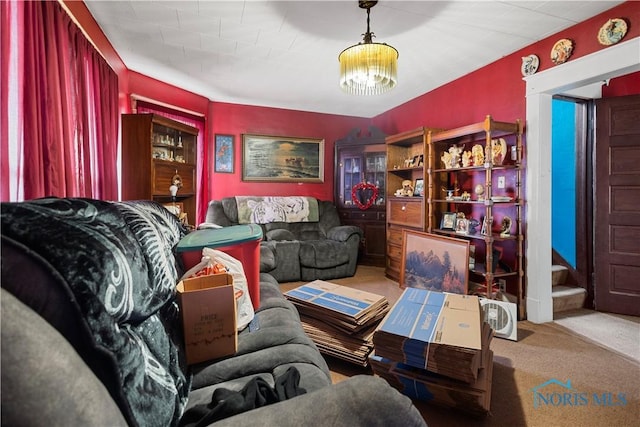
373;289;484;382
369;348;494;416
177;274;237;364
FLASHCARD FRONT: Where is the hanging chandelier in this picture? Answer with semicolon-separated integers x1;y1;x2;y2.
339;1;398;95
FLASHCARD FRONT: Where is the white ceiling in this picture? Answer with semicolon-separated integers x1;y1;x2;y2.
84;0;624;117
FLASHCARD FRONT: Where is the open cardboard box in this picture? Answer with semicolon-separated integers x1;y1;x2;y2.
177;273;237;365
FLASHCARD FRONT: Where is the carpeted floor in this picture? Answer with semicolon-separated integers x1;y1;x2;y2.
554;308;640;364
281;266;640;427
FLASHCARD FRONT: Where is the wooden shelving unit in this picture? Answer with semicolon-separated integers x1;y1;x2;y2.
384;127;431;282
121;114;198;226
427;115;525;319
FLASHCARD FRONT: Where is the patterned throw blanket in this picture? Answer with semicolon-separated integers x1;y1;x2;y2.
1;198;190;427
235;196;319;224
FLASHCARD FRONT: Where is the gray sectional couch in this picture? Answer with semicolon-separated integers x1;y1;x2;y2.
1;198;426;427
204;197;362;282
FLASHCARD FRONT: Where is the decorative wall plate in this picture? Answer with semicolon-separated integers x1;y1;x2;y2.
598;18;628;46
521;54;539;76
550;38;574;65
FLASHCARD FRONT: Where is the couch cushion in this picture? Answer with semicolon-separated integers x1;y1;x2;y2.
0;198;190;427
221;198;241;223
266;229;296;241
299;240;350;268
1;289;128;427
260;243;277;272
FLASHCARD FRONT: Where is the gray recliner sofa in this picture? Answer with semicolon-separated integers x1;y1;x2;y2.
204;197;363;282
1;198;427;427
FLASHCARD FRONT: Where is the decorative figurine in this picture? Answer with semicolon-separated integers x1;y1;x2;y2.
468;218;480;234
448;145;463;168
474;184;485;201
472;144;485;166
462;151;473;167
500;216;512;237
398;179;414;196
443;187;459;200
441;151;452;169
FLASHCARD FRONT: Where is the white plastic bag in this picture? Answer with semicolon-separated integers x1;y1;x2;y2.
202;248;255;331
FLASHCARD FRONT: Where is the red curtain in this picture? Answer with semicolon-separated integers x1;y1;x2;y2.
136;100;207;224
1;0;118;201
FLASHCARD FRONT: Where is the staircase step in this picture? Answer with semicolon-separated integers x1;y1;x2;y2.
552;285;586;314
552;265;569;286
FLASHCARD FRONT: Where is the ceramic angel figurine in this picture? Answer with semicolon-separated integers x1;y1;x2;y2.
462;151;473;167
441;152;452;169
448;145;463;168
472;144;485;166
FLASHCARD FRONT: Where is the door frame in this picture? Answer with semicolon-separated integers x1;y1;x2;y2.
524;37;640;323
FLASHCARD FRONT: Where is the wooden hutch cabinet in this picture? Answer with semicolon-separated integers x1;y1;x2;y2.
121;114;198;226
334;127;387;266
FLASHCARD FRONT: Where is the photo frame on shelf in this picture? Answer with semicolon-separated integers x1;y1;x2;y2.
214;134;234;173
455;218;469;235
242;134;324;182
413;178;424;197
440;212;457;230
481;217;491;236
400;230;469;294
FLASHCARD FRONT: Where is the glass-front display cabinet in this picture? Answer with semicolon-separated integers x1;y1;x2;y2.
334;127;387;266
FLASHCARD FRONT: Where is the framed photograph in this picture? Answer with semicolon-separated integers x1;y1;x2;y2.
413;178;424;197
214;134;234;173
455;218;469;235
440;212;457;230
242;134;324;182
400;230;469;294
481;217;491;236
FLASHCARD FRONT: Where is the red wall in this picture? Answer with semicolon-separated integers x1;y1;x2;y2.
66;1;638;212
372;1;639;133
125;71;210;116
208;103;369;200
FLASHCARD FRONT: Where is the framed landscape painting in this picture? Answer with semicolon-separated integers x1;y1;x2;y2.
400;230;469;294
242;134;324;182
